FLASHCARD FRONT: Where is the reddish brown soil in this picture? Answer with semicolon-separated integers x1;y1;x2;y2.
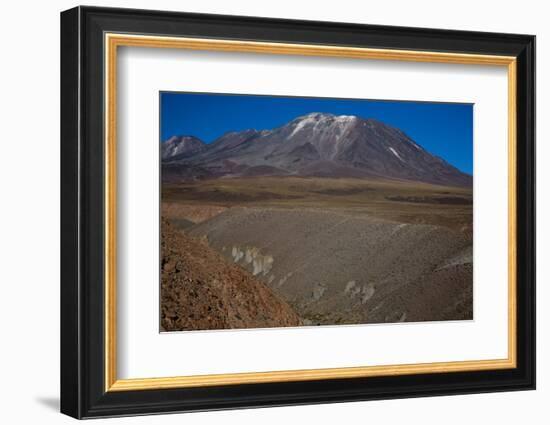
161;218;302;331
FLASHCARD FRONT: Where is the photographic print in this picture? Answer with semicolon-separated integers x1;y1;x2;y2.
160;92;473;332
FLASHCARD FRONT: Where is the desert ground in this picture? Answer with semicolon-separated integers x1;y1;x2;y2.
161;176;473;331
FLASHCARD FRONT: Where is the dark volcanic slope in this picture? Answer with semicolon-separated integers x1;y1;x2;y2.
162;113;472;186
161;218;302;331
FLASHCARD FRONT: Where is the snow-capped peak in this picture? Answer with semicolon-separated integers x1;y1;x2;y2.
334;115;356;122
298;112;333;120
161;135;205;160
288;113;358;138
294;112;359;122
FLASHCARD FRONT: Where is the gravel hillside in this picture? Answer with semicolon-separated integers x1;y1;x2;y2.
188;207;473;324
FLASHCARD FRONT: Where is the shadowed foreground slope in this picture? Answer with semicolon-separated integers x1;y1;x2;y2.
161;218;302;331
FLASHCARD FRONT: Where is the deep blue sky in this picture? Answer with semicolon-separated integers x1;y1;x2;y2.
160;92;473;174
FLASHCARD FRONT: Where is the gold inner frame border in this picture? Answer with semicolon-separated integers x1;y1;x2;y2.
104;33;517;392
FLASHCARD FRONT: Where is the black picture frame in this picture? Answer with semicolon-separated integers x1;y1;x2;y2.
60;5;535;419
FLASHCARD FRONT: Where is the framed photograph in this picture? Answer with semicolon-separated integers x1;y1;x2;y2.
60;6;535;419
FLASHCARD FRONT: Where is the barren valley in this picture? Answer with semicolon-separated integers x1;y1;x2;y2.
161;176;473;329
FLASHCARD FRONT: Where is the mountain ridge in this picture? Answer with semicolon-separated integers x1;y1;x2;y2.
162;113;472;187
